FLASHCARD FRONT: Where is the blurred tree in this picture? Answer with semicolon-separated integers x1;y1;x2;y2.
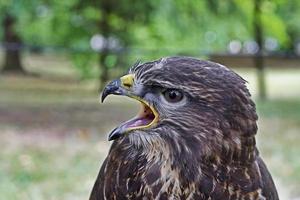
0;0;299;84
76;0;156;89
28;0;156;88
204;0;298;99
1;13;25;74
253;0;266;99
152;0;298;54
0;0;156;87
274;0;300;52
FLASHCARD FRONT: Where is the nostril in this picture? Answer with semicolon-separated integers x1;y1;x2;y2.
123;83;132;88
120;74;134;89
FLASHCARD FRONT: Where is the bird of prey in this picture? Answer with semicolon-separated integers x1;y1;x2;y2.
90;56;278;200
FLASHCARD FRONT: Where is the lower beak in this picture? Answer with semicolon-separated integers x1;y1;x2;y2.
107;126;126;141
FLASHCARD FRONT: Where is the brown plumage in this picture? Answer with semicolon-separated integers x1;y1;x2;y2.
90;56;279;200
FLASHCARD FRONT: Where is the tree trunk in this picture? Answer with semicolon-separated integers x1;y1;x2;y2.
99;50;109;90
98;0;112;90
253;0;266;100
1;14;25;74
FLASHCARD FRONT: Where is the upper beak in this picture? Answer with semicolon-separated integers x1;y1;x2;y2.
101;74;134;103
101;79;122;103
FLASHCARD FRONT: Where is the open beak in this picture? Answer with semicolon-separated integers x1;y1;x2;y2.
101;74;159;141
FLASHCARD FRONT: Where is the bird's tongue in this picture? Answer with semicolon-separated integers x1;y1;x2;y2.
124;104;155;128
126;116;154;128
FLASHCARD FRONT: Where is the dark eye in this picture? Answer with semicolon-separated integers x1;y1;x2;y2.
163;89;184;103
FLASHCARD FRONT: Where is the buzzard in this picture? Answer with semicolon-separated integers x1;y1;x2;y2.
90;57;278;200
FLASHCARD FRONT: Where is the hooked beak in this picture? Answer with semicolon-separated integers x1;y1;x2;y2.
101;74;134;103
101;74;159;141
101;79;122;103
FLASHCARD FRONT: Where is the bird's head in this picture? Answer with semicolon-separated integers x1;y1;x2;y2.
102;57;258;165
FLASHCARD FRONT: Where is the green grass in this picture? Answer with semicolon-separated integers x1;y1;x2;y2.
256;100;300;198
0;137;107;200
0;64;300;199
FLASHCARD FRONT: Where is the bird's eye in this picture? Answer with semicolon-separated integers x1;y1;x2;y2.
162;89;184;103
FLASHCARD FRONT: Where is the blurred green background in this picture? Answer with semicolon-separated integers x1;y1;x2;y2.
0;0;299;199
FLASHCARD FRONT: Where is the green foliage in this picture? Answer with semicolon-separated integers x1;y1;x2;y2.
0;0;299;78
71;52;98;80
